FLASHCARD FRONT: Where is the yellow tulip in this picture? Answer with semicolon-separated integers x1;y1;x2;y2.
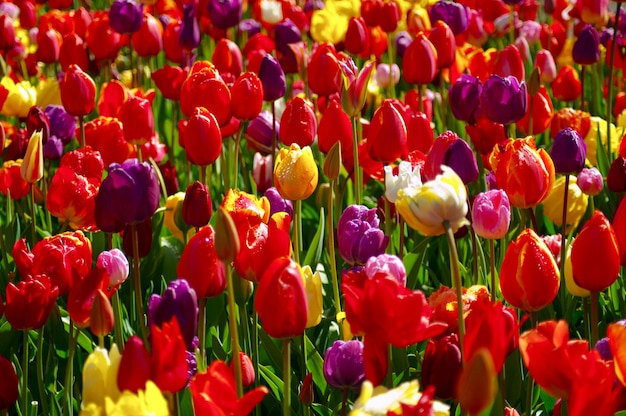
104;381;169;416
310;0;359;44
350;380;450;416
1;77;36;118
163;192;194;243
395;166;469;236
81;345;121;411
541;176;588;232
36;77;63;108
274;143;318;201
20;130;43;183
302;265;322;328
584;116;621;166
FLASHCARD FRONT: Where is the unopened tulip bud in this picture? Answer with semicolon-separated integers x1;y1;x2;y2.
577;168;603;196
182;181;212;228
299;373;314;405
174;196;192;237
215;207;240;262
457;349;498;415
90;289;114;337
231;352;255;387
97;249;129;287
20;130;43;183
323;141;342;180
528;67;541;97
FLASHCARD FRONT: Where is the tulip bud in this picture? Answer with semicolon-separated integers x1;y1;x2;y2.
274;144;319;201
368;99;407;163
97;249;129;287
299;373;314;405
179;107;223;167
573;25;600;65
36;28;62;64
0;354;18;410
345;17;370;55
552;65;581;102
119;95;154;146
448;74;482;124
323;141;342;180
457;349;498;415
471;190;511;240
0;15;16;51
307;43;341;97
109;0;143;34
403;33;437;85
429;21;456;69
60;64;96;117
213;38;243;78
280;97;317;147
534;49;557;84
230;352;255;388
233;272;253;306
258;54;286;102
182;181;212;228
231;72;264;121
551;128;586;174
430;1;469;35
302;265;322;328
117;336;151;392
421;334;462;399
480;75;527;125
423;131;478;185
90;289;114;337
20;130;43;183
215;207;240;262
132;13;163;58
323;340;366;390
577;168;603;196
494;45;525;82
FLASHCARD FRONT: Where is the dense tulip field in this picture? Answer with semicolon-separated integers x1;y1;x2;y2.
4;0;626;414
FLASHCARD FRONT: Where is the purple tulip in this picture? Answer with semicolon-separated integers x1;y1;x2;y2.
238;19;261;37
258;54;286;102
180;2;200;52
551;128;586;174
337;205;388;266
148;279;199;350
94;159;161;233
245;111;280;154
429;1;469;36
577;167;603;196
573;25;600;65
275;19;302;54
395;31;412;58
97;249;130;286
44;105;77;145
423;131;479;185
264;187;293;217
471;190;511;240
480;75;527;125
43;135;64;160
364;254;406;286
323;340;366;391
207;0;243;30
595;337;612;361
108;0;144;34
448;74;482;124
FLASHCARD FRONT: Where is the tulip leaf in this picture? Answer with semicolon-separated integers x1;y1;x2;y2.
259;364;284;398
303;208;325;267
304;334;327;396
258;328;284;375
595;125;610;177
311;403;333;416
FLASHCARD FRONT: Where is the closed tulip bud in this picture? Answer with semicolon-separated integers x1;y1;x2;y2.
119;95;154;146
213;38;243;78
395;31;412;57
280;97;316;147
480;75;527;125
612;196;626;266
457;349;498;415
307;43;341;97
86;13;122;62
379;0;401;33
59;33;89;72
422;334;462;399
396;166;469;236
117;336;151;392
368;99;407;163
500;228;560;311
345;17;370;55
246;111;279;154
361;0;382;27
215;207;240;263
208;0;243;29
300;373;314;405
252;152;273;193
274;144;319;201
449;74;482;124
109;0;143;34
180;68;231;125
60;65;96;117
534;50;557;84
182;181;212;228
274;19;301;56
406;111;434;154
0;15;16;51
163;20;185;64
0;354;18;410
471;190;511;240
337;205;388;266
577;168;603;196
403;33;437;85
36;28;62;64
258;54;286;102
230;352;255;388
132;13;163;58
514;36;530;63
542;176;588;231
255;256;308;339
323;340;366;391
230;73;263;122
148;279;199;349
429;21;456;69
573;25;600;65
424;131;479;185
90;289;114;337
430;1;470;35
572;211;620;292
551;128;586;174
20;130;43;183
364;253;407;286
97;248;129;287
323;141;342;180
494;45;525;82
318;100;353;165
552;65;581;102
179;107;223;167
373;64;400;88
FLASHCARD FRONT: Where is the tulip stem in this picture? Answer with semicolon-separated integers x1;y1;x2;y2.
78;115;85;148
272;101;278;168
527;95;534;136
64;322;79;416
112;291;125;351
399;217;405;261
226;263;243;397
352;117;362;205
131;224;148;344
418;84;424;113
490;239;497;302
387;35;395;99
30;184;37;245
294;199;302;264
283;338;291;416
580;65;585;113
560;174;570;283
232;126;243;190
21;330;29;416
37;327;49;416
607;2;622;161
198;297;207;367
384;196;392;253
444;220;465;365
590;291;599;347
327;180;343;336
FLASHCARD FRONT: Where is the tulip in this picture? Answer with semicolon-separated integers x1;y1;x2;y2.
0;355;18;410
20;130;43;184
80;344;122;408
45;105;76;146
152;65;187;102
517;85;554;136
231;72;264;121
542;176;588;231
132;13;163;58
396;166;469;236
68;267;111;328
182;181;212;228
47;165;99;231
255;256;308;339
384;161;422;204
368;99;407;163
374;64;400;88
302;265;322;328
338;59;375;118
83;116;133;168
177;226;226;298
90;292;114;337
430;1;469;35
403;33;437;86
207;0;243;29
428;21;456;69
471;190;511;240
551;128;586;174
480;75;527;125
179;68;231;125
273;143;318;201
552;65;581;102
60;64;96;117
258;54;286;102
163;20;185;64
345;17;370;55
1;77;36;118
494;45;525;82
579;0;609;26
406;111;434;154
457;350;498;415
573;25;600;65
246;111;279;154
86;12;122;61
423;131;479;185
97;249;129;287
307;43;341;97
252;153;273;193
212;38;243;78
534;49;557;83
59;33;89;72
571;211;620;292
280;97;316;147
317;99;353;161
118;95;154;146
36;28;62;64
0;15;16;51
323;340;366;391
337;205;388;266
264;187;293;217
421;334;462;399
179;107;223;167
448;74;482;124
109;0;143;34
577;168;603;196
94;159;160;233
499;228;560;311
364;254;407;286
489;137;555;208
5;275;59;330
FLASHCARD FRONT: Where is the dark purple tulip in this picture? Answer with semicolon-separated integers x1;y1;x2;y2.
258;54;286;102
121;217;153;258
395;31;412;58
148;279;199;350
480;75;527;125
550;128;586;174
207;0;243;30
180;2;200;52
424;131;479;184
573;25;600;65
245;111;280;154
94;159;161;233
502;0;523;5
108;0;143;34
43;135;64;160
44;105;77;145
607;156;626;192
421;334;462;400
264;187;293;217
429;1;469;36
599;28;613;48
238;19;261;37
449;74;482;124
275;19;302;55
323;340;366;391
337;205;388;266
595;337;612;361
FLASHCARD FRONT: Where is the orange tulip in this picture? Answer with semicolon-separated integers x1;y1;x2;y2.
83;116;133;168
552;65;582;103
517;86;554;136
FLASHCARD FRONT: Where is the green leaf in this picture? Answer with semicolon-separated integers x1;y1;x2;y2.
304;208;325;267
259;364;284;399
304;334;327;396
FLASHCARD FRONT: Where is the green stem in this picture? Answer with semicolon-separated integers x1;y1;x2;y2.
64;323;79;416
352;117;362;205
232;127;243;190
399;217;405;261
78;115;85;148
22;330;29;416
293;200;302;264
559;174;570;285
198;298;207;367
239;304;251;354
37;327;49;416
470;226;479;285
418;84;424;113
384;197;393;253
131;224;148;344
444;220;465;365
272;101;278;169
30;185;36;246
590;291;599;347
509;5;515;46
226;264;243;397
490;239;497;302
580;64;585;113
327;180;343;337
112;291;125;351
387;35;395;99
301;334;309;415
607;2;622;162
528;94;534;136
283;338;292;416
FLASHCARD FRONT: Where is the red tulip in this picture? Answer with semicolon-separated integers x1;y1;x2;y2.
406;111;434;154
494;45;525;83
230;72;264;121
212;38;243;78
345;17;370;55
403;33;437;85
162;19;185;64
117;336;151;392
361;0;382;27
368;99;407;163
5;275;59;330
72;7;92;39
36;28;62;64
59;33;89;72
152;65;188;102
67;267;110;328
150;318;189;393
85;11;122;61
421;334;462;399
571;211;620;292
429;21;456;69
47;166;100;232
90;289;114;337
517;85;554;135
0;15;16;51
177;226;226;298
255;256;307;339
180;66;231;125
280;97;317;147
182;181;212;228
61;64;96;117
499;228;560;312
0;160;30;200
132;13;163;58
179;107;223;167
307;43;341;97
318;99;354;171
84;116;134;168
552;65;582;102
118;95;154;146
379;0;401;33
0;355;18;410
